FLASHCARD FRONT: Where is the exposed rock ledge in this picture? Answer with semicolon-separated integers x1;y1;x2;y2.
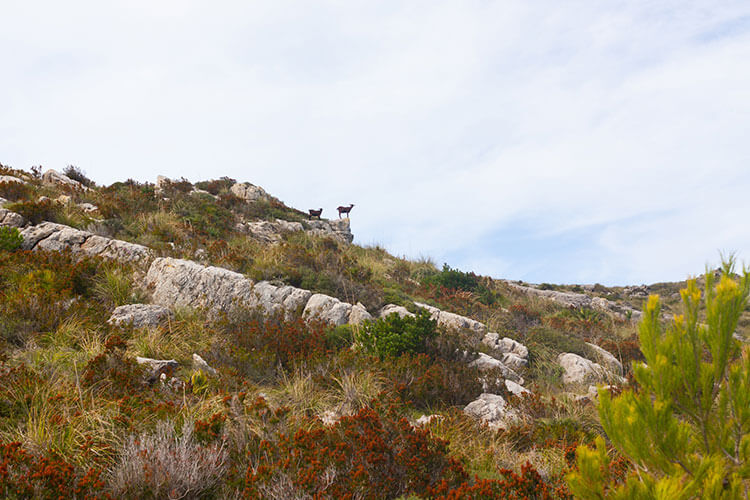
237;218;353;244
12;221;153;263
505;281;642;321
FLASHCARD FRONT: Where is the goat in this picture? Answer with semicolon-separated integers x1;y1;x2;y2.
337;204;354;218
308;208;323;220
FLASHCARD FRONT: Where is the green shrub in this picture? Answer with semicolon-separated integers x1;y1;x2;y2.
526;326;592;358
421;263;498;305
326;324;354;350
0;227;23;251
6;198;62;225
568;260;750;497
0;180;33;201
356;309;437;359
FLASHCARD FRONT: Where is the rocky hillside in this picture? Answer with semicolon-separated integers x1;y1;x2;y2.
0;164;745;498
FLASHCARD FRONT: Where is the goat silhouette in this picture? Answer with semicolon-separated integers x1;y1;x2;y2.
337;204;354;218
308;208;322;220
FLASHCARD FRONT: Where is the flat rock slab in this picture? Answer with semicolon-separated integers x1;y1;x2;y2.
414;302;487;336
146;257;256;313
108;304;172;328
19;222;152;263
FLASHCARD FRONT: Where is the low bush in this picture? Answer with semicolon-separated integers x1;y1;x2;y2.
195;176;236;195
63;165;95;187
422;263;498;306
356;309;437;359
0;227;23;251
244;405;467;499
6;198;63;225
0;180;33;201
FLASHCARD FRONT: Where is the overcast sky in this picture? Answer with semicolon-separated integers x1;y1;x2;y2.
2;1;749;285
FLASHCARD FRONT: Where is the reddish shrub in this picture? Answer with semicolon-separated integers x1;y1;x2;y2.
0;442;109;499
244;406;467;499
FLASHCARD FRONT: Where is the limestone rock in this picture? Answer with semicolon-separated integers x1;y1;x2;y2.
414;414;443;426
482;333;529;360
585;342;623;374
56;195;72;204
557;352;622;385
230;182;272;202
248;281;312;320
0;175;27;184
414;302;487;336
19;222;152;263
42;169;86;189
348;302;373;325
302;293;352;326
505;379;531;396
470;352;523;384
136;356;179;383
78;202;98;213
146;257;255;313
193;353;217;376
240;219;304;244
464;393;517;429
379;304;414;319
306;218;354;244
0;197;7;206
0;208;25;227
108;304;172;328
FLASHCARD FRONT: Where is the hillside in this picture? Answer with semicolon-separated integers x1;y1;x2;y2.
0;164;746;498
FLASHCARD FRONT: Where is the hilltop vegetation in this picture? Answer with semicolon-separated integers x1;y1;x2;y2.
0;163;747;498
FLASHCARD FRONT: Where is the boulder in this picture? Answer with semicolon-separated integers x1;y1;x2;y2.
240;219;304;244
482;333;529;360
248;281;312;320
78;202;98;213
146;257;255;313
379;304;414;319
19;222;152;263
585;342;623;374
136;356;179;383
499;352;528;371
230;182;272;202
0;197;7;206
414;302;487;336
464;393;517;429
414;414;443;427
348;302;373;325
42;169;86;189
469;352;523;384
192;353;217;376
0;208;25;227
56;195;72;204
306;218;354;244
108;304;172;328
302;293;352;326
505;379;530;396
557;352;622;385
0;175;27;184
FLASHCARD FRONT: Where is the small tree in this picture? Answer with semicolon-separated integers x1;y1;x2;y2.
0;226;23;251
567;260;750;498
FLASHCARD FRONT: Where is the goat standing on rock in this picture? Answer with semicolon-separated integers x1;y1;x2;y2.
308;208;322;220
337;204;354;218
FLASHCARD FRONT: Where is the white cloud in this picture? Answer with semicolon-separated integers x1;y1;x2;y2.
1;1;749;284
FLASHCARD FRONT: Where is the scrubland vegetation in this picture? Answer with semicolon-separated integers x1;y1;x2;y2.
1;163;748;498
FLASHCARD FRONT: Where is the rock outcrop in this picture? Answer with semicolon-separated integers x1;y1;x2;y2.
505;281;642;321
237;218;354;245
0;208;25;227
378;304;414;319
108;304;172;328
557;352;623;385
302;294;354;326
585;342;623;375
482;333;529;370
0;175;27;184
146;257;256;313
504;379;530;396
19;222;152;263
248;281;312;320
230;182;274;203
42;169;87;190
414;302;487;337
464;393;518;429
470;352;523;384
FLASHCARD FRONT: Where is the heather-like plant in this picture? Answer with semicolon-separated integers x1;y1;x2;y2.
567;259;750;498
356;309;437;359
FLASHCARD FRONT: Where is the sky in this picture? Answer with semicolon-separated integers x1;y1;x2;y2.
2;1;749;286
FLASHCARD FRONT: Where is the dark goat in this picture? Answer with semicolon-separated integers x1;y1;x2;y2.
337;204;354;218
308;208;323;220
